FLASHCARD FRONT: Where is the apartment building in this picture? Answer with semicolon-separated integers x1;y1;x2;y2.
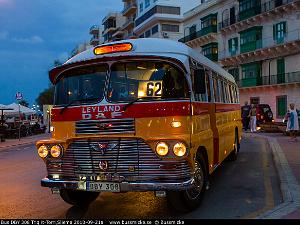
121;0;138;39
134;0;202;40
89;25;102;46
180;0;300;121
102;12;126;43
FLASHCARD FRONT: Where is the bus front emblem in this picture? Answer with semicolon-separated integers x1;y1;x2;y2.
96;123;112;130
99;161;108;171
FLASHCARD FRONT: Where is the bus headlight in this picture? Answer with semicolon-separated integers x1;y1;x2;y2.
156;142;169;156
50;145;63;158
38;145;48;158
173;142;187;157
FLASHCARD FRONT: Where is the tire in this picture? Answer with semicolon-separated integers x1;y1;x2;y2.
227;131;239;161
60;189;100;208
167;154;208;212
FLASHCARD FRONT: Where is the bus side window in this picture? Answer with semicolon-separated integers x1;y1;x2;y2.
205;71;212;102
212;73;220;102
193;67;208;102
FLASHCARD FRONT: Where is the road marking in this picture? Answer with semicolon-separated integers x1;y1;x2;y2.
243;137;275;218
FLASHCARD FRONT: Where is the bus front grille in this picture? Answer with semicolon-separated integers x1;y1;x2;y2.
47;138;191;183
75;119;135;135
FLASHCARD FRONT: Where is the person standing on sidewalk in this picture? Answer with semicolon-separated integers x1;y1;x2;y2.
286;103;299;141
249;104;257;133
241;101;251;131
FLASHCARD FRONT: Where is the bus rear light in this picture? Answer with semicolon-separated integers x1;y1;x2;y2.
94;43;133;55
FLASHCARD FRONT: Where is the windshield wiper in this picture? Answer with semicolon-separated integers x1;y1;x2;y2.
60;97;99;115
122;96;161;112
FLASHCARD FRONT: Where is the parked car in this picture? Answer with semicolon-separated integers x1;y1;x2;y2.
256;104;274;125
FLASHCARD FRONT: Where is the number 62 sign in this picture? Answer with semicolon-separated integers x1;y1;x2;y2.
138;81;162;97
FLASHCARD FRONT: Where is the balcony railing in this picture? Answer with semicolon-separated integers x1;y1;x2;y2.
236;71;300;88
89;25;99;34
122;3;137;15
122;17;135;29
219;0;296;30
178;25;217;43
219;28;300;59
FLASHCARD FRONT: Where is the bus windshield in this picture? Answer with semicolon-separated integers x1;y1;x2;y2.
107;61;189;102
55;64;108;106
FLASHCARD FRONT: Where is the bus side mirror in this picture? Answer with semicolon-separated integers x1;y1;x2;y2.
194;69;206;94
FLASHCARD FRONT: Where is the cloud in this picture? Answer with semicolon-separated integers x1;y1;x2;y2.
12;35;44;44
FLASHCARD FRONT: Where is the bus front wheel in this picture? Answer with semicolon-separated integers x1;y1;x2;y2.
60;189;100;208
167;154;208;212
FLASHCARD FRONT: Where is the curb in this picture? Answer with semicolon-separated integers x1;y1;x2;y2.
246;133;300;218
0;134;50;150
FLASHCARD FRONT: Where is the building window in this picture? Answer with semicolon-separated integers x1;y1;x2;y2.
241;62;262;87
276;95;287;118
145;29;151;37
140;3;143;13
239;26;262;53
201;13;217;29
151;25;159;34
228;68;239;82
162;24;179;32
273;22;286;44
239;0;261;21
277;58;285;84
145;0;150;8
201;43;218;61
228;37;238;56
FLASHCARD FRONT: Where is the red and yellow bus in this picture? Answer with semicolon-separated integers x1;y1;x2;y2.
36;38;242;212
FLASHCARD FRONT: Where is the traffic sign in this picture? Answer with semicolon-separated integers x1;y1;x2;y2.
15;92;23;101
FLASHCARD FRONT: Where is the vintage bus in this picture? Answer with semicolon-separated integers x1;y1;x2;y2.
36;38;242;212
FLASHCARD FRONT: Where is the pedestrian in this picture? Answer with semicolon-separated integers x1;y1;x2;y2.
286;103;299;141
249;104;257;132
241;101;251;131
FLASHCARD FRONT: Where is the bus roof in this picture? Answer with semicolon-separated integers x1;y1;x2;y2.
59;38;235;83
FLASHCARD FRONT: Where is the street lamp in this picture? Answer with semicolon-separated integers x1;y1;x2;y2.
47;109;50;133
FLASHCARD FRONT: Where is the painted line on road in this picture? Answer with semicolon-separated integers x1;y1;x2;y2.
243;137;275;218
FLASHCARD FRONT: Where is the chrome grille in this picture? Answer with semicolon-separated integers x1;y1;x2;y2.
47;138;191;183
75;118;135;135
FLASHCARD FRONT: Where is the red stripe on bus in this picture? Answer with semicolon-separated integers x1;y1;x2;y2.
51;102;241;121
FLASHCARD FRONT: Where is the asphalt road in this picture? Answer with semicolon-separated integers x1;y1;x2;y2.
0;135;282;219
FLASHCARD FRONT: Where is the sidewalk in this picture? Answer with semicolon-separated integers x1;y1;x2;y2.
246;132;300;219
0;133;51;150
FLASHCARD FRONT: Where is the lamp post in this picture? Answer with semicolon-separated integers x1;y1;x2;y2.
47;109;50;133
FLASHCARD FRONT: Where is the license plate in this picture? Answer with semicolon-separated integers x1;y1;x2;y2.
87;182;120;192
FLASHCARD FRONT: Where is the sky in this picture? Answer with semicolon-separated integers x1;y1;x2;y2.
0;0;122;106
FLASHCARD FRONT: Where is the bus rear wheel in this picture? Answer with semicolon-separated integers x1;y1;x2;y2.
167;154;207;212
60;189;100;208
227;131;239;161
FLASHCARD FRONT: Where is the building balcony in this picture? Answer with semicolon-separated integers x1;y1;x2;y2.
219;0;299;34
178;26;217;48
122;17;135;30
204;53;219;62
220;29;300;67
122;3;137;16
102;27;117;35
89;25;99;35
237;71;300;88
112;28;125;38
90;37;100;46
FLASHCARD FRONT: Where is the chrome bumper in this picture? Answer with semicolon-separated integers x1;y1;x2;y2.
41;178;194;192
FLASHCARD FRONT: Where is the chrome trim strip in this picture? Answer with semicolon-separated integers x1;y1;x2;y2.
41;177;194;191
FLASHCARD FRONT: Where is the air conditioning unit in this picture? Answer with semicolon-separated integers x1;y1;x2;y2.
162;32;169;38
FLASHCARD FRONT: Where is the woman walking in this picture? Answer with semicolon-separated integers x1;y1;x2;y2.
249;104;257;132
286;103;299;141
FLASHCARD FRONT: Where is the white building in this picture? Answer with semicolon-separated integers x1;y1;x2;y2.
180;0;300;121
89;25;103;46
134;0;204;40
102;12;126;43
121;0;138;39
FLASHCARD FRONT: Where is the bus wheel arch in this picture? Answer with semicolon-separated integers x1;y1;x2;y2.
166;146;208;212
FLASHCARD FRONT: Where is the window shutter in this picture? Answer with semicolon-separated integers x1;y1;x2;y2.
283;21;287;35
228;39;232;50
273;24;276;40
